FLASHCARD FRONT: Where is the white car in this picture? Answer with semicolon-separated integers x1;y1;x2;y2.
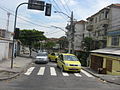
35;52;49;64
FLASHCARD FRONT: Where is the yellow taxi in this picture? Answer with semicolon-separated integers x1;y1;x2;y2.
48;52;59;62
57;53;81;72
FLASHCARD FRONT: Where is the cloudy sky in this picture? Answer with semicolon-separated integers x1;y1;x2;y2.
0;0;120;38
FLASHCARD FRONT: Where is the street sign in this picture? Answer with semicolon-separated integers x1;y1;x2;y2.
28;0;45;11
45;3;52;16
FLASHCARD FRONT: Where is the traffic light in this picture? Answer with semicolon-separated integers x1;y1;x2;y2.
28;0;45;11
45;3;52;16
14;28;20;39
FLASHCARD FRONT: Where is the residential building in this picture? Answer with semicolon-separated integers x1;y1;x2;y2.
74;20;89;52
0;29;13;39
88;4;120;75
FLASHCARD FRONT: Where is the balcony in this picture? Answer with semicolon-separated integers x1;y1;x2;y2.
100;19;109;25
86;24;93;31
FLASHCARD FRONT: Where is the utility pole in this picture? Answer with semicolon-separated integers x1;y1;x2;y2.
6;12;10;38
70;11;74;54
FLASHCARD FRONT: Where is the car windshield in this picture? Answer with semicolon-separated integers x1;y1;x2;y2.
63;55;79;61
37;53;47;56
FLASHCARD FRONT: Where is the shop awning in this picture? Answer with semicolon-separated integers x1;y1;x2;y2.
91;48;120;56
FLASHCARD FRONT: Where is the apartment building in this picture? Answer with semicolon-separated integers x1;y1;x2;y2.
74;20;89;51
88;4;120;75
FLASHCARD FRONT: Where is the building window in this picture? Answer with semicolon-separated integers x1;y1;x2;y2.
111;36;119;46
105;11;109;19
95;17;97;23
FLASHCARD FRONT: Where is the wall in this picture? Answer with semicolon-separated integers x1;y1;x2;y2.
74;22;86;51
110;7;120;32
0;40;9;61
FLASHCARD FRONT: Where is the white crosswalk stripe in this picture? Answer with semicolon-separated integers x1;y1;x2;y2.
24;67;94;78
74;73;82;77
24;67;35;75
50;67;57;76
37;67;45;75
62;72;69;76
81;69;94;77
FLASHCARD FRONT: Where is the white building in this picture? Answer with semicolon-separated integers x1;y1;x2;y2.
74;20;89;51
86;4;120;48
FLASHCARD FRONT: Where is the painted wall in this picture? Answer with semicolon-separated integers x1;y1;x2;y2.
0;40;9;61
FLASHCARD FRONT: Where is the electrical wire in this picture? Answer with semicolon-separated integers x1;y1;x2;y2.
59;0;70;15
47;0;67;20
63;0;71;13
0;5;51;28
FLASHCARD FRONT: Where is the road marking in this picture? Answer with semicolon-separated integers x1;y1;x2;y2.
37;67;45;75
81;69;93;77
50;67;57;76
74;73;82;77
62;72;69;76
24;67;35;75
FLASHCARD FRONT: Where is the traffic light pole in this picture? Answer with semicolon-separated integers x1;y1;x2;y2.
11;3;28;69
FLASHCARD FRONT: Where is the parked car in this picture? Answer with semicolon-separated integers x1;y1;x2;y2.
48;52;59;62
57;53;81;72
35;52;49;64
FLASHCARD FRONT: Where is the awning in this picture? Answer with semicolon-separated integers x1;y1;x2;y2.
91;48;120;56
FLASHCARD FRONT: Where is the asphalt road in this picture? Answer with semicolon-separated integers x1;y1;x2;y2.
0;62;120;90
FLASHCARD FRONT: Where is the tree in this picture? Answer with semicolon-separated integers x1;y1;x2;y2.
57;36;68;51
44;41;56;51
82;37;93;51
19;29;47;56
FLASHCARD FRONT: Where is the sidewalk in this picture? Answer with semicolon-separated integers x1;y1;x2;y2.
0;54;33;80
82;67;120;85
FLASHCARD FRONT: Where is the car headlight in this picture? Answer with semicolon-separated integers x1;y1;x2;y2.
78;64;81;67
65;63;69;66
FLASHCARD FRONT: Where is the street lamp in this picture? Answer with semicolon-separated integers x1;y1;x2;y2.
54;11;74;54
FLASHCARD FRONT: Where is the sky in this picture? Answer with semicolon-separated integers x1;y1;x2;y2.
0;0;120;38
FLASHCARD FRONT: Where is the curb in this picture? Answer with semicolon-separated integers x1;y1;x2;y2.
0;57;33;81
82;67;120;85
0;72;20;81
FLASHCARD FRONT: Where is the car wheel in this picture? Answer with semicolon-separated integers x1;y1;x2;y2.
55;59;57;62
57;64;59;68
49;58;51;61
77;71;81;73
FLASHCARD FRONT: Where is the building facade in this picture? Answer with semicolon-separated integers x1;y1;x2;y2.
88;4;120;75
74;20;89;51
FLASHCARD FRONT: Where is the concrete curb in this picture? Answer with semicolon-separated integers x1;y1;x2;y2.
0;57;33;81
82;67;120;85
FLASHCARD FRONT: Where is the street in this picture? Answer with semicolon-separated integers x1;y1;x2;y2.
0;62;119;90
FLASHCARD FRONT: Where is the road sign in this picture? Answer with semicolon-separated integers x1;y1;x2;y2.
28;0;45;11
45;3;52;16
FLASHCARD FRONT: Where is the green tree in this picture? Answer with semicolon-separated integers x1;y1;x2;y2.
44;41;56;51
57;36;68;51
19;29;46;56
82;37;93;51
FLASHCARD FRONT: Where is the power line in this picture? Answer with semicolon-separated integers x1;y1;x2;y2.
0;5;52;28
59;0;70;15
47;0;67;20
63;0;71;13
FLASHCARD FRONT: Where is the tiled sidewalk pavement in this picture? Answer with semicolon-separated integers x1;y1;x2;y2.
82;67;120;85
0;55;33;80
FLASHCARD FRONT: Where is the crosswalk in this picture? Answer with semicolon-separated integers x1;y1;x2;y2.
24;66;94;78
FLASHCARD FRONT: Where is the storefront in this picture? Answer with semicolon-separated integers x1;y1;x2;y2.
90;48;120;75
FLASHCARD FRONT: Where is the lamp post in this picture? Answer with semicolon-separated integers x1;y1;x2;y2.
54;11;74;54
